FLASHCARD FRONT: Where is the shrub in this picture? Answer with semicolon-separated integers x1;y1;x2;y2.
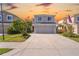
7;26;20;34
7;19;26;34
22;31;30;39
57;24;66;33
7;19;32;34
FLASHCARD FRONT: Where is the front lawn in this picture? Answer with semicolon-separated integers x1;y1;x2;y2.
70;37;79;42
0;34;30;42
61;32;79;42
0;48;12;55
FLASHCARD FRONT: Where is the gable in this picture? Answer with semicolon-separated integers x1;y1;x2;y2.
0;11;21;23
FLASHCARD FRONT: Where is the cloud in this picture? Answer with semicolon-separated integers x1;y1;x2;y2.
6;3;18;10
36;3;52;7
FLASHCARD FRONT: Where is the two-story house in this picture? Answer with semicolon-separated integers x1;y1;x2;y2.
0;11;21;33
32;14;57;33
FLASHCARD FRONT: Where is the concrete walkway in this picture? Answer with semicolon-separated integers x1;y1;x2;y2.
1;34;79;56
0;42;24;48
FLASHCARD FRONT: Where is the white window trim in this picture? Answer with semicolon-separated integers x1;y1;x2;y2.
7;15;13;21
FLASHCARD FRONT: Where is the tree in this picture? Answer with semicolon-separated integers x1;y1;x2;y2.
7;19;26;34
7;19;32;34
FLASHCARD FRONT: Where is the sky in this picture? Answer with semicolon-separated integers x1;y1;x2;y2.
1;3;79;22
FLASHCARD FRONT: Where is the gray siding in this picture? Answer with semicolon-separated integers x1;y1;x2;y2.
74;14;79;24
0;23;11;33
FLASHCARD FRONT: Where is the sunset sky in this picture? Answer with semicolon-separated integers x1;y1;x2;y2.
1;3;79;21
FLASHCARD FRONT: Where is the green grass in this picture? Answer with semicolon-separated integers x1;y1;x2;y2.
61;32;79;42
70;37;79;42
0;48;12;55
0;34;30;42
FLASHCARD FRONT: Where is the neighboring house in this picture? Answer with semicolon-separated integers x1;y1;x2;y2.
0;11;21;33
32;14;57;33
73;14;79;34
58;14;79;34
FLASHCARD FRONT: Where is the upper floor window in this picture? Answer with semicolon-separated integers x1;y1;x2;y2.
77;17;79;22
38;17;41;21
0;15;2;21
48;17;51;21
7;15;13;21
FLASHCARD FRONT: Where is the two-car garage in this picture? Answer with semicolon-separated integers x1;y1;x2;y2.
33;24;56;34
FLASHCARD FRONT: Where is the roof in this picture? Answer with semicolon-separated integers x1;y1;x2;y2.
0;11;21;19
0;11;22;23
34;14;56;17
73;14;79;17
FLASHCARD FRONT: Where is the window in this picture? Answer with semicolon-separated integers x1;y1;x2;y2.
38;17;41;21
48;17;51;21
7;15;13;21
77;17;79;21
0;15;2;21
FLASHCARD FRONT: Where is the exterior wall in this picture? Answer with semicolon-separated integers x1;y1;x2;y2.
73;24;78;34
73;14;79;34
0;23;11;33
34;14;55;23
77;24;79;34
73;24;79;34
74;14;79;24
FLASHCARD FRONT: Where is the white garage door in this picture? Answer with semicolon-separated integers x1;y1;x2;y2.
34;25;56;33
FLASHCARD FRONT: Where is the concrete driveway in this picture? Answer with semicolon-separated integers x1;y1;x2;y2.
2;34;79;56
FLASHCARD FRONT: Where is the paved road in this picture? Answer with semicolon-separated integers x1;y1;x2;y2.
2;34;79;56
